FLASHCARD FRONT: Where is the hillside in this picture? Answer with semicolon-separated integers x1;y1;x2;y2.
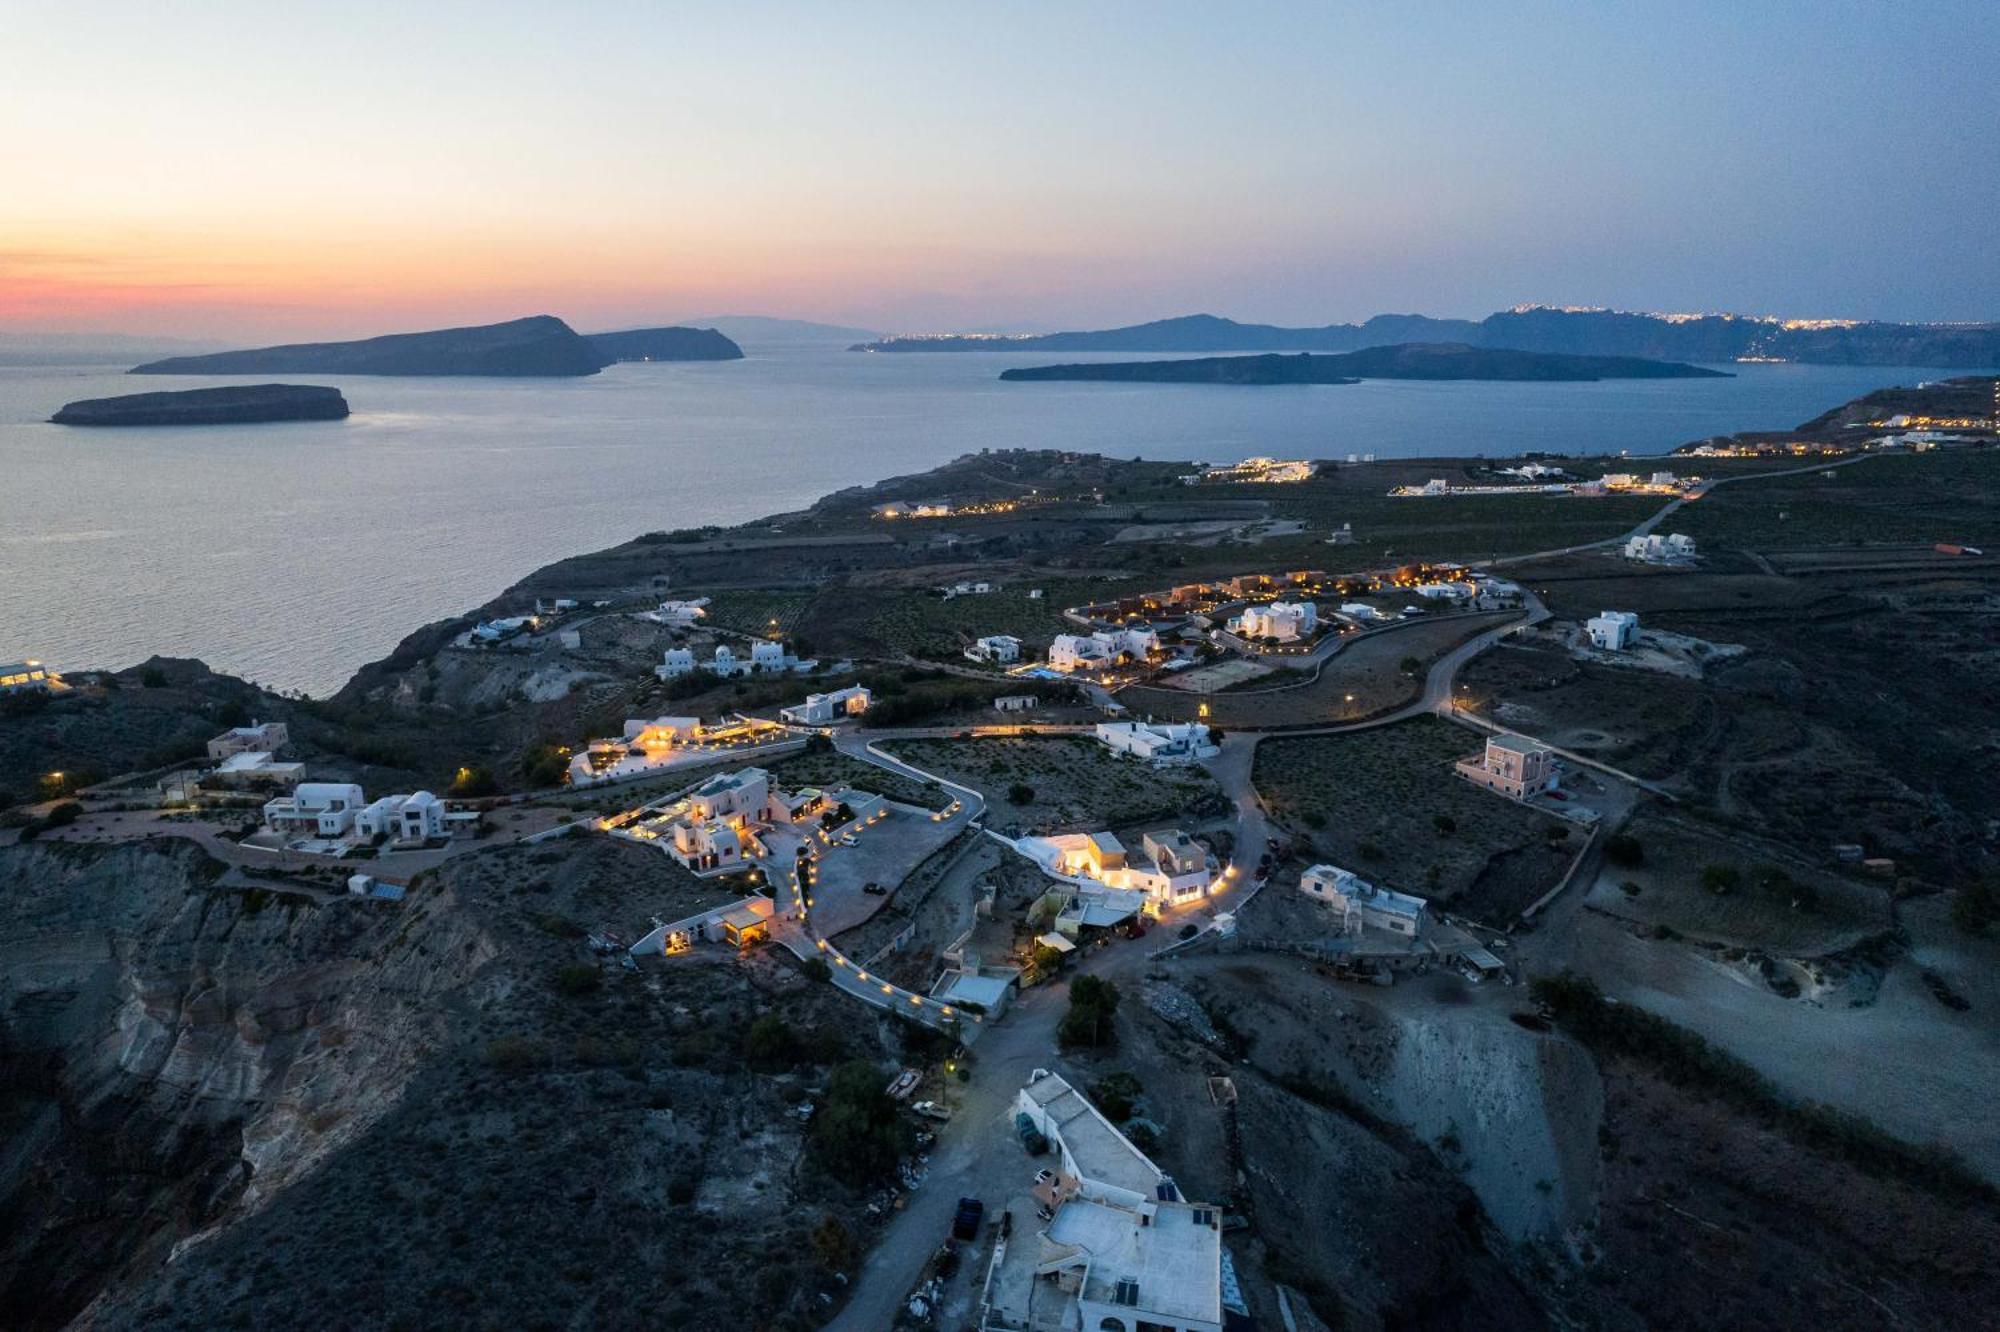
129;315;608;378
998;343;1728;384
858;307;2000;367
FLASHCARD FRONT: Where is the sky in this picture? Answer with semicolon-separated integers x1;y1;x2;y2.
5;0;1998;341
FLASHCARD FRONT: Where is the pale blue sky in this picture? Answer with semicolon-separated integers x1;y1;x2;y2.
6;1;1996;336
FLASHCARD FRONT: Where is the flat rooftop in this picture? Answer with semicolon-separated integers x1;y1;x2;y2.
1048;1197;1222;1327
1024;1073;1162;1199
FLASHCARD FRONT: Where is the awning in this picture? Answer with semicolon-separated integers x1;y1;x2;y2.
1037;933;1077;954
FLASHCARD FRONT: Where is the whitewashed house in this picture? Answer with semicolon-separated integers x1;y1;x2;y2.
992;1071;1224;1332
654;598;710;627
1338;602;1385;622
656;647;695;680
1094;720;1217;765
993;694;1039;713
1299;864;1429;937
262;783;366;839
355;791;446;843
965;634;1023;664
1624;532;1698;564
1051;628;1158;673
779;683;871;726
208;720;290;761
1586;610;1640;650
1229;600;1317;642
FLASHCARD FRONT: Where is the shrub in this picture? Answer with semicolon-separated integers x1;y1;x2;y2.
801;957;833;983
552;963;601;996
1089;1072;1143;1122
743;1013;801;1071
1432;814;1457;835
1698;863;1741;896
41;800;83;828
139;666;168;688
1007;783;1035;805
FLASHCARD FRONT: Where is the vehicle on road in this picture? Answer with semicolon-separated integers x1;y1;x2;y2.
862;880;887;895
952;1197;985;1242
911;1100;952;1122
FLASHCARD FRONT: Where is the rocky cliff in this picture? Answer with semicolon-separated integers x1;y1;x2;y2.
0;840;486;1327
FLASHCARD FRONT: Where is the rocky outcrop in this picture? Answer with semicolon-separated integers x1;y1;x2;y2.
129;315;606;378
50;384;349;426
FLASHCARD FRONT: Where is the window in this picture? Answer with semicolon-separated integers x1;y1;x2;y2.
1096;1320;1127;1332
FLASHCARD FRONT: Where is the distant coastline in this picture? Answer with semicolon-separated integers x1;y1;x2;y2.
999;344;1729;385
858;306;2000;368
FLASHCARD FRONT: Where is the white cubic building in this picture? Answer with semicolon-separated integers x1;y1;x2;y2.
355;791;446;843
208;720;290;761
1050;628;1159;674
656;647;696;680
1623;532;1698;564
1094;720;1217;766
779;684;871;726
262;783;366;839
1229;600;1317;642
1299;864;1429;937
1586;610;1640;650
965;634;1023;664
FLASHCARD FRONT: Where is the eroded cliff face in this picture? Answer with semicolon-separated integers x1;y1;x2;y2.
0;841;492;1327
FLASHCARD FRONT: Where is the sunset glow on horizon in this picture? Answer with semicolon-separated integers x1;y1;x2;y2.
8;1;1997;342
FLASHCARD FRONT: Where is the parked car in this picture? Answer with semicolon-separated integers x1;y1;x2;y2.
952;1196;985;1242
862;881;887;896
839;832;857;846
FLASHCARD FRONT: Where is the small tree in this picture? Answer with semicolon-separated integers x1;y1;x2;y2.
1059;975;1121;1049
1604;833;1644;867
1008;783;1035;805
809;1060;911;1184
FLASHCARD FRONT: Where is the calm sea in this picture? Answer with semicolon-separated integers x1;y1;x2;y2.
0;348;1952;695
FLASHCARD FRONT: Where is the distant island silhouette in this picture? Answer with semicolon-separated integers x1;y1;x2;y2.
130;315;744;378
858;306;2000;367
52;384;350;426
998;343;1730;385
